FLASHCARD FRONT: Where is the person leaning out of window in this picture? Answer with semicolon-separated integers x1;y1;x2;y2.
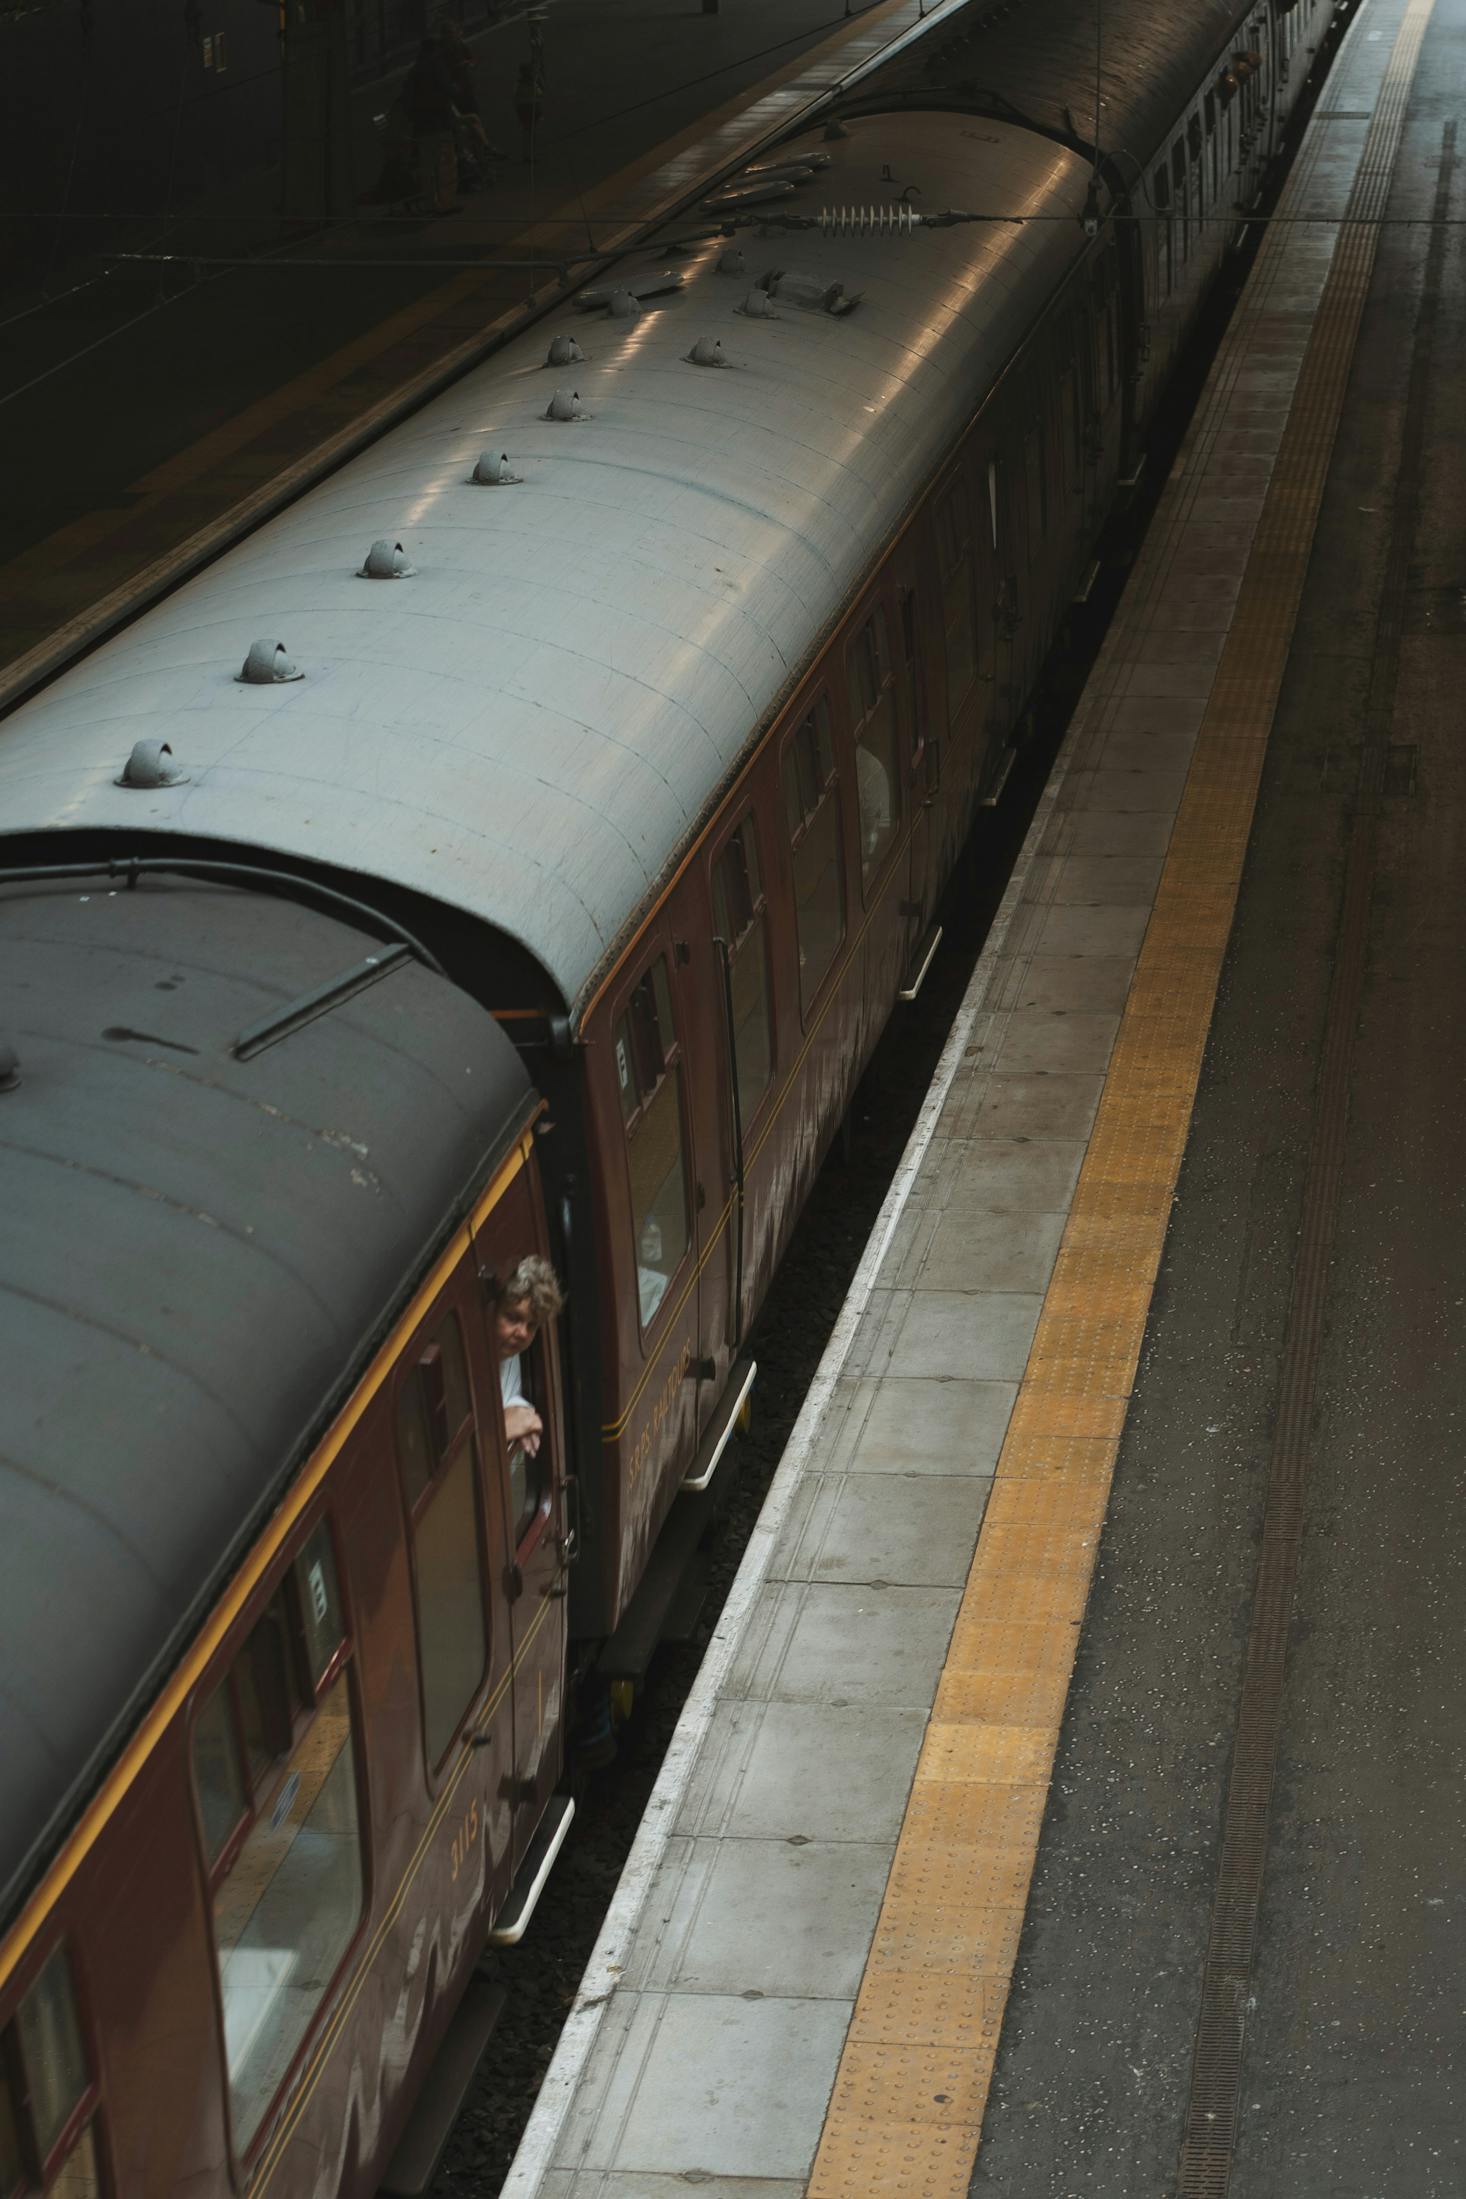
488;1255;565;1455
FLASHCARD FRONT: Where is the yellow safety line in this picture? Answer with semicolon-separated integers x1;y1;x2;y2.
807;3;1434;2189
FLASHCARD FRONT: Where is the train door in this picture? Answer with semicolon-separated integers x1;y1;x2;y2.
671;898;739;1447
471;1165;569;1870
710;801;779;1353
393;1280;517;1906
893;555;938;947
984;445;1028;786
1074;296;1104;545
843;583;909;1021
932;470;984;819
602;931;717;1495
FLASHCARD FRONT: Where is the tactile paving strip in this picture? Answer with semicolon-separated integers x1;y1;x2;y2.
807;5;1434;2193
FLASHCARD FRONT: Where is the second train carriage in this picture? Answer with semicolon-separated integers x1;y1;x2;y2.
0;0;1342;2190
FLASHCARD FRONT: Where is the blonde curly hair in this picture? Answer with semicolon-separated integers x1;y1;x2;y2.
489;1254;565;1324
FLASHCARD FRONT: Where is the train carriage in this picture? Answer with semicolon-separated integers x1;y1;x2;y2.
0;0;1340;2189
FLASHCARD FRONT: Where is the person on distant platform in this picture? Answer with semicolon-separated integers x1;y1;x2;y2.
490;1254;566;1456
513;56;545;164
405;27;460;214
438;19;505;182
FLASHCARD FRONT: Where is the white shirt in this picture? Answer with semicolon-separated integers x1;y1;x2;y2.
500;1354;527;1410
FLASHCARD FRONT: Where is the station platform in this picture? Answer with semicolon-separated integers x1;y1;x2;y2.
0;0;954;699
498;0;1466;2189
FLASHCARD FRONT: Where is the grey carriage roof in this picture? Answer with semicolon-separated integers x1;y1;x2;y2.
0;877;530;1929
838;0;1261;170
0;113;1093;1020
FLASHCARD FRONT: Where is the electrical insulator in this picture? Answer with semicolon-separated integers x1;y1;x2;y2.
816;203;924;238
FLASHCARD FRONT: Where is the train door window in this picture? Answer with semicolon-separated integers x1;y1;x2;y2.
1152;165;1171;292
0;2071;20;2197
397;1314;489;1766
1022;425;1046;557
190;1524;365;2155
712;813;775;1126
1171;141;1188;259
1;1944;105;2197
780;695;845;1016
934;480;978;710
503;1327;553;1547
1205;91;1219;201
616;958;692;1327
845;606;900;889
1059;347;1082;478
898;587;930;780
1188;113;1204;217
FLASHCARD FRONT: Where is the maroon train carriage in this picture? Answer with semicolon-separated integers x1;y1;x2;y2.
0;876;573;2196
0;0;1342;2191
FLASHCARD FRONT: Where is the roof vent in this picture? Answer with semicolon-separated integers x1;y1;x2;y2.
472;450;523;485
744;151;832;180
0;1042;18;1094
718;248;747;276
608;287;641;319
823;118;850;141
738;288;777;319
685;337;727;368
358;537;415;578
577;272;684;313
741;162;814;188
115;738;189;789
764;268;861;317
703;177;796;214
544;388;586;422
546;333;585;365
238;640;304;684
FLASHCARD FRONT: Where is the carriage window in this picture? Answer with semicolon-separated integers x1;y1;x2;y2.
37;2134;101;2199
504;1332;552;1547
1171;140;1188;256
712;814;774;1125
1059;359;1080;475
16;1951;89;2164
781;697;845;1015
845;609;900;889
191;1533;365;2155
396;1316;489;1767
898;587;929;775
934;481;978;710
3;1946;104;2198
0;2071;22;2198
1153;166;1171;291
1024;423;1046;538
194;1685;248;1863
616;958;691;1328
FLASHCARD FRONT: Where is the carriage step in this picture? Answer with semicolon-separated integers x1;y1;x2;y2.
898;924;943;1002
487;1793;576;1948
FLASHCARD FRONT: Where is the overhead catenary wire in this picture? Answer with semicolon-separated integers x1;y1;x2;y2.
99;208;1466;286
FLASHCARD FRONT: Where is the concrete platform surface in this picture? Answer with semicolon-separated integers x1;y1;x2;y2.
499;0;1466;2191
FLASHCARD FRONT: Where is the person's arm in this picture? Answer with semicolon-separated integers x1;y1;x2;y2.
504;1402;543;1456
